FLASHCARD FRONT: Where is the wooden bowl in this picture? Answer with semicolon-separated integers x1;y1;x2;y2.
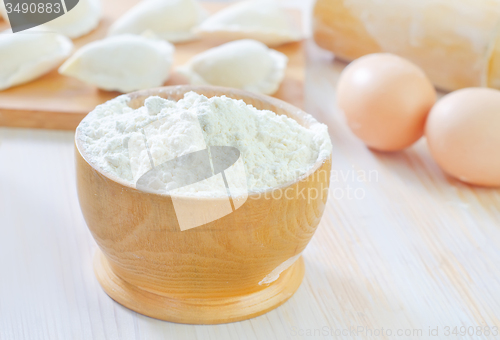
75;85;332;324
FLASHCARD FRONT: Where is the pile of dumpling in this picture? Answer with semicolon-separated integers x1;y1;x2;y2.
0;0;302;95
0;0;100;91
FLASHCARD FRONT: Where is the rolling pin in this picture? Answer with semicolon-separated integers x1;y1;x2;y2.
313;0;500;91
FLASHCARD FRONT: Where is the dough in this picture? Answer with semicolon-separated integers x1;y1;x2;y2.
45;0;101;38
108;0;207;43
197;0;302;47
59;34;174;92
0;28;73;91
177;39;288;95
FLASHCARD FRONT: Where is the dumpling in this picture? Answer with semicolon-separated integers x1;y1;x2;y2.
43;0;101;38
59;34;174;93
108;0;207;43
0;28;73;91
197;0;302;47
177;39;288;95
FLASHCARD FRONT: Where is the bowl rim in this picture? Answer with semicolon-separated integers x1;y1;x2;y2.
75;85;332;199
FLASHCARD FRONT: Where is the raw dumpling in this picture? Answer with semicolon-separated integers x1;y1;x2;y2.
197;0;302;47
0;28;73;91
108;0;207;43
177;39;288;95
44;0;101;38
59;34;174;92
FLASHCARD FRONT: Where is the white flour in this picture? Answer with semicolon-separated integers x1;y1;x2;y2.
77;92;331;195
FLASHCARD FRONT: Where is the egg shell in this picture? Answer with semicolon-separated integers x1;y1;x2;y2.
426;88;500;187
337;53;436;152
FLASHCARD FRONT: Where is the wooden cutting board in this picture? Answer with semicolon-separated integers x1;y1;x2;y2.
0;1;304;130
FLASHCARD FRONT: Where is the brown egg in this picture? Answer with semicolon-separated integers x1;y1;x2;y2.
337;53;436;151
426;88;500;187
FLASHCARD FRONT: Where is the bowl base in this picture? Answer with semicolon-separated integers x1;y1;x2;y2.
93;250;305;324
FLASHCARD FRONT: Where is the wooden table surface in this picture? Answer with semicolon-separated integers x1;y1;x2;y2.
1;1;500;339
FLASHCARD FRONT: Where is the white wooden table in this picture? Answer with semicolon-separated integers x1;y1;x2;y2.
1;1;500;339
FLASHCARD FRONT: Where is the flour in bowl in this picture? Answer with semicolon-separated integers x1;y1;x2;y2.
77;91;332;195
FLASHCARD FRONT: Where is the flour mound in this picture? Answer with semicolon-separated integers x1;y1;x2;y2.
78;92;332;194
